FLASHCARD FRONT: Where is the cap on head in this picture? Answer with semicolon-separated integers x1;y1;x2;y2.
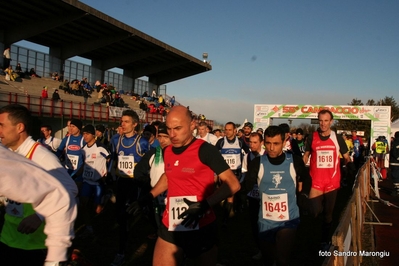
244;122;253;129
95;124;106;133
296;128;304;135
70;119;82;131
82;124;95;135
144;124;157;136
157;123;168;135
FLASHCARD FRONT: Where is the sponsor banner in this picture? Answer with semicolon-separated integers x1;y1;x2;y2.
253;104;391;149
136;109;146;120
108;106;131;117
254;104;390;120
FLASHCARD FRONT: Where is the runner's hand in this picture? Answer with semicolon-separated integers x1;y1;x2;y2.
126;193;154;216
178;198;210;228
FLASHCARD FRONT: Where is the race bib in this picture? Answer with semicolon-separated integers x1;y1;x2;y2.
5;199;24;218
316;150;334;168
82;161;96;181
222;154;240;170
168;195;198;231
118;155;134;176
262;193;289;221
67;154;79;170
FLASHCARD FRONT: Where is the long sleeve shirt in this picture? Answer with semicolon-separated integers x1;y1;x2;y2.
0;145;77;262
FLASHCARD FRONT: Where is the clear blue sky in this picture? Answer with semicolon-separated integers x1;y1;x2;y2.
20;1;399;125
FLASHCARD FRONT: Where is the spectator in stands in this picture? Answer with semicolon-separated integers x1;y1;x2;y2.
112;92;125;107
105;90;112;107
96;86;105;104
60;79;70;94
82;78;93;94
170;95;176;107
141;91;150;102
41;86;48;99
15;63;24;78
70;80;81;95
51;71;60;81
29;68;41;78
83;87;90;104
139;100;148;111
158;94;165;107
151;88;157;101
158;104;165;116
52;89;61;102
3;47;11;69
148;103;157;114
94;80;103;94
5;65;18;81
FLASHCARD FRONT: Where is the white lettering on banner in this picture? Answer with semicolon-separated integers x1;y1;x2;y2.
374;107;389;114
253;104;391;120
373;122;388;127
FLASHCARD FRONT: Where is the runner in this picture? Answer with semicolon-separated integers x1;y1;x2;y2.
243;125;308;266
0;146;77;266
134;106;240;266
56;118;86;178
0;104;78;266
196;121;218;145
79;124;110;236
133;122;171;235
37;125;62;153
108;109;150;266
216;121;249;222
303;110;350;247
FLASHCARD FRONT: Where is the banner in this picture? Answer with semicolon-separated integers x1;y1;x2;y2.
253;104;391;141
108;106;131;118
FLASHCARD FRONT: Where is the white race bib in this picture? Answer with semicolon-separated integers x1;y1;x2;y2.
168;195;198;231
262;193;289;221
118;155;135;176
222;154;240;170
67;154;79;170
316;150;334;168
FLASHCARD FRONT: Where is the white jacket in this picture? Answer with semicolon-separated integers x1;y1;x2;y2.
0;145;77;262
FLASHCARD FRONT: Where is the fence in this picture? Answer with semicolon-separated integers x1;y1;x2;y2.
322;159;373;265
0;91;164;124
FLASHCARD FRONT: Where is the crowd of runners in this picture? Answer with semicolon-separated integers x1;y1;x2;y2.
0;103;376;266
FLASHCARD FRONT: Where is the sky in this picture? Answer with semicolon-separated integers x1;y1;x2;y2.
19;1;399;125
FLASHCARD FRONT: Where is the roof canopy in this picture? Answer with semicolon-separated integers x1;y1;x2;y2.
0;0;211;85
